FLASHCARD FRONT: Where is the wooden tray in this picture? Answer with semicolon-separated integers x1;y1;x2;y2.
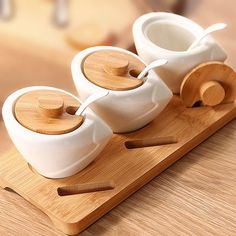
0;96;235;235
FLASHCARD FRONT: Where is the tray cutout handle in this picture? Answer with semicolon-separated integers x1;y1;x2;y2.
57;180;115;196
125;136;177;149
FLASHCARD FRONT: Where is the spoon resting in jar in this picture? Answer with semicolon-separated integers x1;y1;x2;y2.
137;59;168;80
187;23;227;51
75;91;109;116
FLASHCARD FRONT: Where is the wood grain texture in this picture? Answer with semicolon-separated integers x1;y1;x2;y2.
15;90;83;135
125;136;177;149
57;181;115;196
83;51;145;91
1;118;236;235
1;0;236;235
1;96;236;235
180;62;236;107
200;81;225;106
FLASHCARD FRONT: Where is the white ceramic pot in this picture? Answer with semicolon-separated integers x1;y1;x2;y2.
133;12;227;94
71;46;172;133
2;86;112;179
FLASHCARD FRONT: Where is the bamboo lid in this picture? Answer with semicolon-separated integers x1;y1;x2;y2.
14;90;84;135
180;62;236;107
83;50;145;91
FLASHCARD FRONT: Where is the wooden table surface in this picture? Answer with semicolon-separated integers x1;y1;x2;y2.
1;0;236;235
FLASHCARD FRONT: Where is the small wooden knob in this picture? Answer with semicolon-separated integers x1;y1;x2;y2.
200;81;225;106
103;55;129;76
38;96;64;118
83;50;145;90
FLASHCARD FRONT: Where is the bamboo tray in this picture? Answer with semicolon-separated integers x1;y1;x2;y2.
0;96;235;235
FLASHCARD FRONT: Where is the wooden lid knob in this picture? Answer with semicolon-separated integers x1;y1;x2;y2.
15;90;84;135
103;55;129;76
200;81;225;106
83;50;145;91
180;62;236;107
38;96;64;118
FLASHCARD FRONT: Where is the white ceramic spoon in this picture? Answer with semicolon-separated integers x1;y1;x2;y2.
187;23;227;51
137;59;168;80
75;91;109;116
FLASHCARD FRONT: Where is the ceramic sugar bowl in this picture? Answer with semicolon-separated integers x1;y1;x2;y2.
2;86;112;178
71;46;172;133
133;12;227;94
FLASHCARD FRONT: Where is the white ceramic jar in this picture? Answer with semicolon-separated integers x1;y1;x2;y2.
2;86;112;179
133;12;227;94
71;46;172;133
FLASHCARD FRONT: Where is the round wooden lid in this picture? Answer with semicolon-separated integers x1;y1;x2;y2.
83;50;146;91
14;90;84;135
180;62;236;107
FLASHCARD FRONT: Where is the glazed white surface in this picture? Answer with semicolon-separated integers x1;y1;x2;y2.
133;12;227;93
2;86;112;178
71;46;173;133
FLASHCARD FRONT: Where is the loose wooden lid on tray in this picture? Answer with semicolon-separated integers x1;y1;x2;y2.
14;90;84;135
180;62;236;107
83;50;146;91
